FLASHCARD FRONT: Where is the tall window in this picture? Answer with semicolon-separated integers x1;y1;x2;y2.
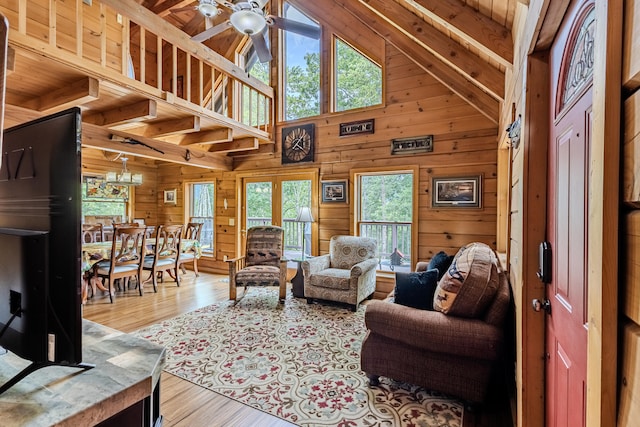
334;38;382;112
188;182;214;256
356;171;414;272
283;2;320;120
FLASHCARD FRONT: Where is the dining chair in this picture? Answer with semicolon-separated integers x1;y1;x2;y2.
82;223;105;243
93;226;147;303
178;222;203;276
143;224;183;292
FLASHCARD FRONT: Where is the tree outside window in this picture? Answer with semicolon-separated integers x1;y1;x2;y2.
335;38;382;112
283;2;320;120
358;172;413;272
189;183;214;255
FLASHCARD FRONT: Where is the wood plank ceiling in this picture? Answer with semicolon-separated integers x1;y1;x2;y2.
2;0;517;169
149;0;517;122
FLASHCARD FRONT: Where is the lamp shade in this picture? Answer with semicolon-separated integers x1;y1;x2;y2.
295;206;315;223
230;9;267;35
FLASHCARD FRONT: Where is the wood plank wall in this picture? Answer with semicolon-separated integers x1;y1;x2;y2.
618;0;640;424
155;43;499;298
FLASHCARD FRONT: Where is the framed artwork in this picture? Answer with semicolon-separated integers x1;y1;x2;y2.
321;180;348;203
84;176;129;200
432;176;482;208
164;189;177;204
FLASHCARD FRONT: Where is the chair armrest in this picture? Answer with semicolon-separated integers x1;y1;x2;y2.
364;300;503;361
350;258;378;278
302;255;330;276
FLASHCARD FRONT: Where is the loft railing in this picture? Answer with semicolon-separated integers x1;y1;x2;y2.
1;0;273;134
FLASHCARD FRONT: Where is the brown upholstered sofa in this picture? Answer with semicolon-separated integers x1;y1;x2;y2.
360;242;511;404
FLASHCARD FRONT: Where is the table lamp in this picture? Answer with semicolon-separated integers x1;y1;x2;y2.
295;206;315;260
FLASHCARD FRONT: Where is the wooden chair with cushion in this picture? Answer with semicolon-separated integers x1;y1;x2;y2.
143;224;183;292
178;221;203;276
93;226;147;303
227;225;287;303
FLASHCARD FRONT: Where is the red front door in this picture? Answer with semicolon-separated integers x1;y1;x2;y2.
545;1;594;426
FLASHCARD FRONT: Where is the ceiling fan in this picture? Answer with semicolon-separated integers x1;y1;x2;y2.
171;0;320;63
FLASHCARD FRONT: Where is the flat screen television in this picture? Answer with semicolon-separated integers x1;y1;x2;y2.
0;107;92;394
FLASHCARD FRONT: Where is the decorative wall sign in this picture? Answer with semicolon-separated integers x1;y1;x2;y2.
339;119;375;137
321;180;348;203
391;135;434;155
432;176;482;208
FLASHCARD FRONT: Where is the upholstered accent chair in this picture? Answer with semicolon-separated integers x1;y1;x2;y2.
302;235;378;311
227;225;287;303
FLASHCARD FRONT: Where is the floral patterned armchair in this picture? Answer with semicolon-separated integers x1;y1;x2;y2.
301;235;378;311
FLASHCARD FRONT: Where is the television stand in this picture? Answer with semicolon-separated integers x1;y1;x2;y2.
0;360;95;395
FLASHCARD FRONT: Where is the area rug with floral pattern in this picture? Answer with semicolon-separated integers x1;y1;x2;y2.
133;288;463;427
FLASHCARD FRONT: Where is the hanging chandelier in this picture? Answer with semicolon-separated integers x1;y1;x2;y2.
105;156;143;186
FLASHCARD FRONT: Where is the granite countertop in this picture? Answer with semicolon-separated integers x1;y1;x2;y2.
0;320;165;427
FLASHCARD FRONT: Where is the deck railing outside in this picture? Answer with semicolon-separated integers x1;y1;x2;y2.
246;218;412;271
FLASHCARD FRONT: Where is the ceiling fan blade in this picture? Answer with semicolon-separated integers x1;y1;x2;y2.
191;21;233;42
268;16;320;39
251;32;272;63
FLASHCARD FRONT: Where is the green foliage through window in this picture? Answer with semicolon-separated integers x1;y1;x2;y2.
284;3;320;120
335;38;382;112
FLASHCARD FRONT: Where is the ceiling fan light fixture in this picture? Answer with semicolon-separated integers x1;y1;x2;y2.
249;0;268;9
230;9;266;35
198;1;220;18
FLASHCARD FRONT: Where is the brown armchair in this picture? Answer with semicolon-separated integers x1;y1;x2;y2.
227;225;287;303
360;244;511;404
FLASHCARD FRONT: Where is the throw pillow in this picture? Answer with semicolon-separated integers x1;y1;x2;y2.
428;251;455;280
433;242;500;318
394;269;440;310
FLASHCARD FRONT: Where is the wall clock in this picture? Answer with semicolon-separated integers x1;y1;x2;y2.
282;123;314;164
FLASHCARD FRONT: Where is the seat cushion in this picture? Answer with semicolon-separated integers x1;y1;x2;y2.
394;269;439;310
95;262;140;275
433;242;499;318
235;265;281;286
307;268;351;290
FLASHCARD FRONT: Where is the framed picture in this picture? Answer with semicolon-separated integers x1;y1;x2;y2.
321;180;348;203
432;176;482;208
164;189;177;204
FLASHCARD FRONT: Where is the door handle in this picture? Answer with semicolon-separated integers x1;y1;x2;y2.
532;298;551;314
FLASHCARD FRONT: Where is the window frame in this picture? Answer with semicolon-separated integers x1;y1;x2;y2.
332;35;383;113
351;166;419;274
184;181;215;258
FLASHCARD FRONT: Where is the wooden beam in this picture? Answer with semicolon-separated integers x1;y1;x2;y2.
163;128;233;146
362;0;504;99
207;137;259;153
83;99;157;126
21;76;99;112
125;116;201;137
335;0;500;122
82;123;232;170
402;0;513;68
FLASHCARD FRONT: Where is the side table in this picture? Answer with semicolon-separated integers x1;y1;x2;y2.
291;257;309;298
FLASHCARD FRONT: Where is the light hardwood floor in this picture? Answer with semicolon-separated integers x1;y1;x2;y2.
82;270;297;427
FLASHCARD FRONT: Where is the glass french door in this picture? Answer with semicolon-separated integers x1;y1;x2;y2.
242;172;317;263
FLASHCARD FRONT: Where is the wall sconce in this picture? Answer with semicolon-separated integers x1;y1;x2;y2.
506;114;522;149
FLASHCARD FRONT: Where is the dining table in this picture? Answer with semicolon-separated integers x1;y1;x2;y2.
81;238;202;303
